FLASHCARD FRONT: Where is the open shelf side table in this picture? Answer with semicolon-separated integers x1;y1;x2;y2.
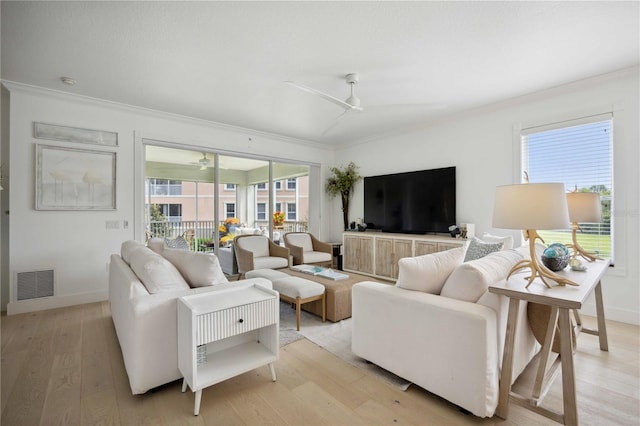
177;284;279;415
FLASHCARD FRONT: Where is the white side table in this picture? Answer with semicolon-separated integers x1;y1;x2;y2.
177;284;279;415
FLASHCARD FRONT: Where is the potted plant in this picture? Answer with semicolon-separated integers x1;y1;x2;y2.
326;162;363;231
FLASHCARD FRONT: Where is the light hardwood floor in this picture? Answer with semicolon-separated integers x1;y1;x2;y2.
1;301;638;425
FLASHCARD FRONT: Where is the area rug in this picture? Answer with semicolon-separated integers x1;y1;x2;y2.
278;301;411;390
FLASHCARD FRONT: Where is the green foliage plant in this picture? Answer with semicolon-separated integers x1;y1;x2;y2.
326;162;363;231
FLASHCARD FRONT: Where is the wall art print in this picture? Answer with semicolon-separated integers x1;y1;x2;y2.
36;144;116;210
34;122;118;147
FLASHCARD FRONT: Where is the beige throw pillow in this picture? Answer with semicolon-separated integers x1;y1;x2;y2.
162;248;229;288
395;247;465;294
129;247;190;294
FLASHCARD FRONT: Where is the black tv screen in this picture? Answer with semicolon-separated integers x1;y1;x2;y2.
364;167;456;234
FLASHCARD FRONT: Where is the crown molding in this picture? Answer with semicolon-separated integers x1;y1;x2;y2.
0;80;333;152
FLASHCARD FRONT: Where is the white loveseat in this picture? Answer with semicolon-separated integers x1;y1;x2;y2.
109;240;271;394
352;243;539;418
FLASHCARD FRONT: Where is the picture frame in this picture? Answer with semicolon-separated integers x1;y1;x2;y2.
34;122;118;147
36;144;116;210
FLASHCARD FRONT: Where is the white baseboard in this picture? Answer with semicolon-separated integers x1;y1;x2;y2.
581;302;639;326
6;291;108;315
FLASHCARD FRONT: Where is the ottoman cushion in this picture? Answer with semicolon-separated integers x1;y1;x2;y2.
271;277;325;299
246;269;290;281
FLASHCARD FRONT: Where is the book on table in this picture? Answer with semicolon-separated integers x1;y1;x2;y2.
290;264;348;280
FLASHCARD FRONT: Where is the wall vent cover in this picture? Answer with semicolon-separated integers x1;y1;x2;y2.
16;270;54;300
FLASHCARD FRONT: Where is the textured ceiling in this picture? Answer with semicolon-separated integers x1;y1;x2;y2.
2;1;638;146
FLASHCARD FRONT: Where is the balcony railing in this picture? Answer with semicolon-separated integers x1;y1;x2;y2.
147;219;308;251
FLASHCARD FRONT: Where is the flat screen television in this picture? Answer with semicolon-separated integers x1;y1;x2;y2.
364;166;456;234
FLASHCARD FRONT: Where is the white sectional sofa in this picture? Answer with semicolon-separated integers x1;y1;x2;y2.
109;240;271;394
352;240;540;418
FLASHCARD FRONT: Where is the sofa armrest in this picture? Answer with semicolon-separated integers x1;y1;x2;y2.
310;235;333;255
286;243;305;265
352;281;501;417
269;240;290;263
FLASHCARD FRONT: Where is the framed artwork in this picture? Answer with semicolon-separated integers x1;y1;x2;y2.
36;144;116;210
34;122;118;147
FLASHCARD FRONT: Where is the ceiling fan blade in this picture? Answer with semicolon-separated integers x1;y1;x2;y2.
285;81;361;111
320;108;360;136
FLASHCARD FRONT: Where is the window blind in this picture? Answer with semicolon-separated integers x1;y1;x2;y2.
521;114;613;259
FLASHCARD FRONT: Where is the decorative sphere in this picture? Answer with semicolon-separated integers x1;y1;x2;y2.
541;243;570;271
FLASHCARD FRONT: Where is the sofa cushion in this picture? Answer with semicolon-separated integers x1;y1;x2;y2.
162;248;229;287
129;247;190;294
441;250;523;303
302;251;332;264
463;237;503;262
396;247;465;294
147;237;166;254
121;240;144;264
237;235;270;257
480;232;514;250
254;256;289;270
286;233;314;252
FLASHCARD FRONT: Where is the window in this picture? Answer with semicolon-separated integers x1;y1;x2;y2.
274;181;282;190
257;183;266;190
521;114;613;258
257;203;266;220
147;178;182;196
224;183;236;191
274;202;282;213
287;178;296;190
287;203;297;221
152;203;182;221
225;203;236;219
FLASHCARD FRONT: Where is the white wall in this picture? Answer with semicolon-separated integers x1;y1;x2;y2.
2;83;334;314
335;67;640;324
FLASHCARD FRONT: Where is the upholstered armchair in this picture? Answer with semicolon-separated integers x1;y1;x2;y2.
234;235;290;278
283;232;332;267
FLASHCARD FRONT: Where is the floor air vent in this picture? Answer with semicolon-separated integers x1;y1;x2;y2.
16;270;54;300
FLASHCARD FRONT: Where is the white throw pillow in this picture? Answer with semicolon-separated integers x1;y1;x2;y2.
440;249;523;303
396;247;465;294
463;237;503;262
121;240;144;264
162;248;229;288
480;232;514;250
129;247;190;294
146;237;166;254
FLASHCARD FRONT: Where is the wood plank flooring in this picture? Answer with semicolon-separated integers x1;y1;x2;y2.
1;301;638;425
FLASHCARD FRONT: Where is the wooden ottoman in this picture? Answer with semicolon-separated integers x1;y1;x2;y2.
280;268;381;322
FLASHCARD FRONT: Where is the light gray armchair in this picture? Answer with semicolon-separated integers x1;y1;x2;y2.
283;232;332;267
234;234;290;278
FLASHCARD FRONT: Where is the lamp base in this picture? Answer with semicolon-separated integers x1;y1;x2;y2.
507;230;579;288
569;224;602;262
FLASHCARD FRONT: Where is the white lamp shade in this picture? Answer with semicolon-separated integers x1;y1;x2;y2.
493;183;570;230
566;192;602;223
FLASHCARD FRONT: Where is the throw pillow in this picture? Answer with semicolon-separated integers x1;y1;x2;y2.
121;240;144;264
463;237;503;262
147;237;166;254
129;247;190;294
440;249;523;303
396;247;465;294
164;235;190;250
162;248;229;288
480;232;514;250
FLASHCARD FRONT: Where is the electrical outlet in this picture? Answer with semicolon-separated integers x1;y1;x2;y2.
123;220;129;229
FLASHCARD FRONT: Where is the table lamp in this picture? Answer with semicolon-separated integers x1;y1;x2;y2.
566;190;602;262
493;182;577;288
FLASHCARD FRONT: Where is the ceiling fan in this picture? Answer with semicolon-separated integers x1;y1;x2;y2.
191;153;211;170
285;73;444;136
